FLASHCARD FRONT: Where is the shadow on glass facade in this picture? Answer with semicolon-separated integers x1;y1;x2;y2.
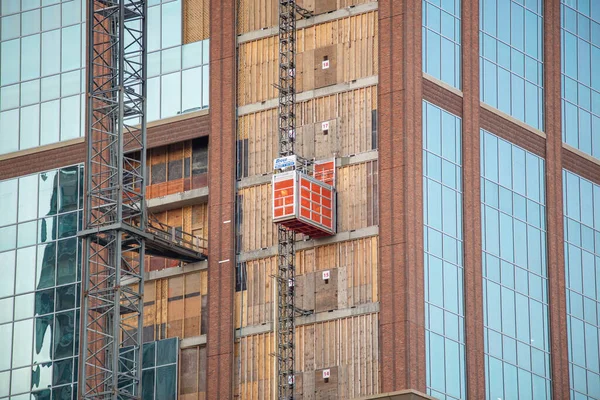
480;130;551;399
480;0;544;130
563;170;600;399
423;101;466;399
0;165;83;399
561;0;600;159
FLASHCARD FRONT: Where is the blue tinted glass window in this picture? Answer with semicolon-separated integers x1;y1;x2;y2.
563;170;600;400
0;165;83;398
146;0;210;122
423;0;462;89
481;130;551;399
480;0;544;130
424;101;465;400
0;1;85;156
561;1;600;160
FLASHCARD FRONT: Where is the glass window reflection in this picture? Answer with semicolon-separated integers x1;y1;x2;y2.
423;101;465;400
480;0;544;130
563;170;600;399
0;165;83;397
481;129;551;399
561;1;600;160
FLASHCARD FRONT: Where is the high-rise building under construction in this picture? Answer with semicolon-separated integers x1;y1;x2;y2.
1;0;599;399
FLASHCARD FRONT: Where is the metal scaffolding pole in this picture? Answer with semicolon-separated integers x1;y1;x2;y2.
276;2;311;399
80;1;147;398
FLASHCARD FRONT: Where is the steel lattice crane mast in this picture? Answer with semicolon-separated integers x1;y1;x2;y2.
79;1;205;398
275;1;312;399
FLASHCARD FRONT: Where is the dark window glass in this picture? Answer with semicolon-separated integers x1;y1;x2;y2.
156;338;177;366
55;284;76;312
155;365;176;400
142;369;155;400
53;311;75;359
57;238;77;285
168;159;183;181
53;358;73;386
143;342;156;369
151;163;166;184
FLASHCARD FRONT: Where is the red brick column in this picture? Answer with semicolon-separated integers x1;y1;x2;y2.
378;0;426;393
544;0;570;397
206;0;237;397
461;0;485;398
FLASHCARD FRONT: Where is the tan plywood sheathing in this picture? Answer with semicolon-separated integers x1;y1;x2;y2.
237;85;377;178
236;314;379;398
183;0;210;43
236;237;379;329
142;270;209;341
237;12;378;105
180;345;208;399
237;0;373;34
334;160;379;231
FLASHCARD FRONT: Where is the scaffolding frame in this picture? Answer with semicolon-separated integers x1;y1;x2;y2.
80;1;205;398
276;2;312;399
80;1;148;398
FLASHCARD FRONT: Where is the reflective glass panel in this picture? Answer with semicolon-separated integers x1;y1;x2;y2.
563;170;600;400
423;0;461;88
561;1;600;160
480;0;544;130
423;101;465;400
481;130;551;399
0;165;83;396
0;1;85;155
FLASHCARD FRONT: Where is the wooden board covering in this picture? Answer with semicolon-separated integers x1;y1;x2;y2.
183;0;210;43
147;139;208;198
235;236;378;329
237;85;377;178
238;161;378;252
142;270;209;341
180;345;208;400
237;0;374;34
235;314;380;399
238;12;378;106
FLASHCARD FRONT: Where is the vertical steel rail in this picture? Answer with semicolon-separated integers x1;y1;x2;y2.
81;1;147;398
277;1;297;399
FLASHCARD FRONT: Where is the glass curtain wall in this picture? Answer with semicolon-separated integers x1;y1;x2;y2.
0;0;210;157
479;0;544;130
147;0;209;122
423;0;462;89
563;170;600;400
0;165;84;400
560;0;600;159
0;0;86;155
423;101;466;399
480;130;551;399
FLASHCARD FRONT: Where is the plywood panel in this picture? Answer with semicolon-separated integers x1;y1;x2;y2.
237;86;377;178
236;237;378;328
236;314;379;399
142;270;209;341
147;139;208;198
238;12;378;105
179;345;208;400
183;0;210;43
237;0;374;34
335;160;378;232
